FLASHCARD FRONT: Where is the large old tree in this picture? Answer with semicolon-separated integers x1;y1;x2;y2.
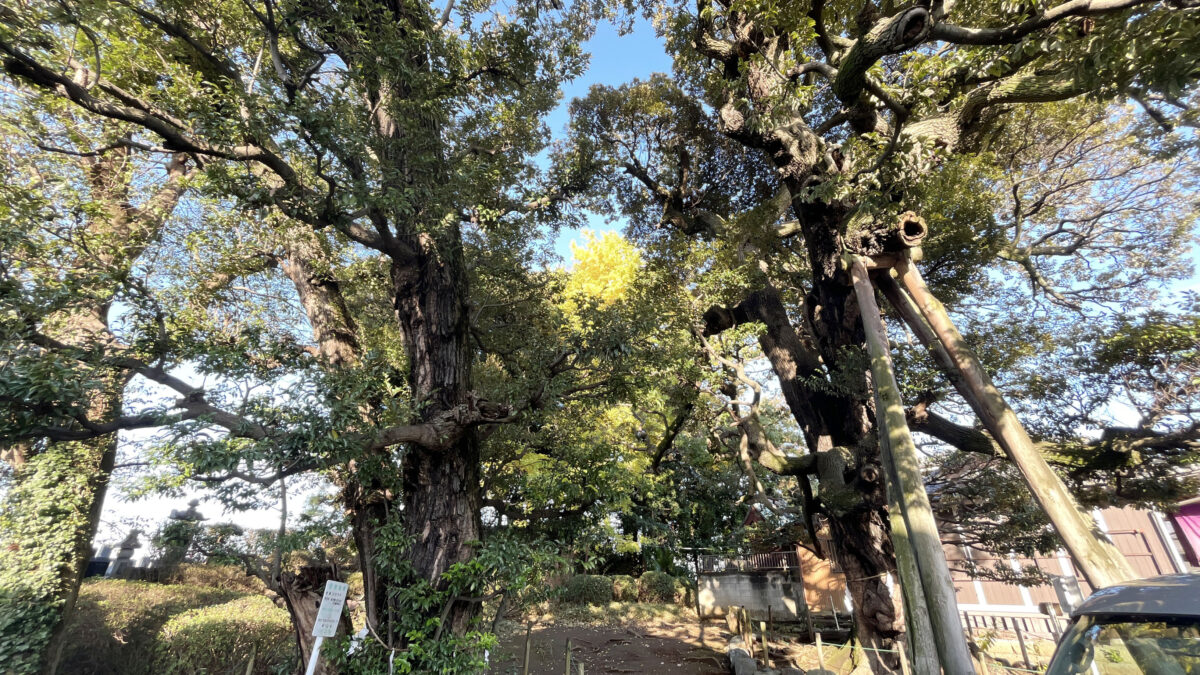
0;0;638;671
566;0;1200;670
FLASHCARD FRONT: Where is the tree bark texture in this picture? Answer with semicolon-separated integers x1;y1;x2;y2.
391;229;483;635
794;200;903;674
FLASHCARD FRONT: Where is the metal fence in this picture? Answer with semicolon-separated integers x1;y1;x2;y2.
698;550;801;573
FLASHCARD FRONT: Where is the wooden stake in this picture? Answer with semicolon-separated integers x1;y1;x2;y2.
767;605;773;668
759;619;769;667
876;396;939;675
891;256;1136;589
850;257;974;675
522;624;532;675
898;641;911;675
1015;623;1032;670
816;632;826;670
564;639;572;675
742;607;751;650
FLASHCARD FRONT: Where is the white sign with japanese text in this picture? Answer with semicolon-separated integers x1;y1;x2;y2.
312;581;349;638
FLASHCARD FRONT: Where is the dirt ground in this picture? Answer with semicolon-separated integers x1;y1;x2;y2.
486;607;729;674
484;603;1059;674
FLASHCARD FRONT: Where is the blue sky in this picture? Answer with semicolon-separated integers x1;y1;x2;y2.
546;17;673;263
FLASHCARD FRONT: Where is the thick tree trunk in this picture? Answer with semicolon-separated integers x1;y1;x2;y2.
402;437;483;633
388;228;482;635
794;198;904;674
713;281;903;672
41;433;117;675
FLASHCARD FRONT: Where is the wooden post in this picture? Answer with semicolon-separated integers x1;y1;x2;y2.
522;624;533;675
564;638;572;675
578;664;585;675
816;632;826;671
898;642;911;675
891;256;1137;589
763;605;772;667
692;549;705;644
1015;623;1032;670
879;412;940;675
760;619;769;667
850;257;975;675
744;607;752;650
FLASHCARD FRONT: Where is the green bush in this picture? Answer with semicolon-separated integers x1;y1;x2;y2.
674;577;695;606
59;579;295;674
637;571;677;603
157;595;295;674
561;574;613;605
170;563;268;594
611;574;638;602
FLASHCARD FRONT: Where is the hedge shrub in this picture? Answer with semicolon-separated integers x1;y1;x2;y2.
561;574;613;604
637;571;677;603
611;574;638;602
157;595;294;674
59;579;295;674
170;563;267;594
674;577;694;606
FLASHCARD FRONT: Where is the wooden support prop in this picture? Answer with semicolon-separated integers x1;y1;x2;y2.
861;246;923;270
760;619;769;667
891;254;1137;589
849;256;975;674
766;606;773;668
816;632;826;671
522;624;532;675
880;431;940;675
893;211;929;249
870;352;939;675
1015;623;1032;670
898;642;912;675
564;638;572;675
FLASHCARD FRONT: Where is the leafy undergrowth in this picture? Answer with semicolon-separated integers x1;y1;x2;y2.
60;577;295;674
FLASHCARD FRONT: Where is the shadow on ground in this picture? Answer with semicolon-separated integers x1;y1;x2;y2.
487;621;728;674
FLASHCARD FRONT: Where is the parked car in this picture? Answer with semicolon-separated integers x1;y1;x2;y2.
1045;573;1200;674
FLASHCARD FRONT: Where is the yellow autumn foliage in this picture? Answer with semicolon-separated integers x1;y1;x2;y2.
564;230;641;307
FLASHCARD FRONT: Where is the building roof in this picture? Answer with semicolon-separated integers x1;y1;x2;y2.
1073;574;1200;618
